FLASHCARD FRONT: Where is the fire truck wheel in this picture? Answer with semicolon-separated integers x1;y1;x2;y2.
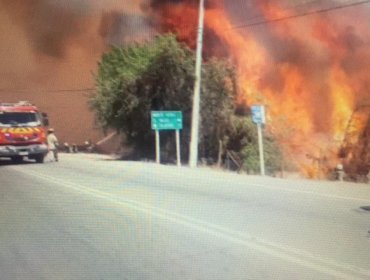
11;156;23;164
34;154;45;163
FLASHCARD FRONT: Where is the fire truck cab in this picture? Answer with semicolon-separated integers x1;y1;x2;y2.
0;101;49;163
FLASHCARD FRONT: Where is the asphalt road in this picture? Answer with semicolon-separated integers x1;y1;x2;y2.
1;154;370;280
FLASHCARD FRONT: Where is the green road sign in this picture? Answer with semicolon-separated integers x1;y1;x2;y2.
151;111;183;130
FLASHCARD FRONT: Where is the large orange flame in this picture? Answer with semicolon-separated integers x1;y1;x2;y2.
155;0;370;174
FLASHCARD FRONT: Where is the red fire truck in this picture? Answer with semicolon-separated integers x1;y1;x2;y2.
0;101;49;163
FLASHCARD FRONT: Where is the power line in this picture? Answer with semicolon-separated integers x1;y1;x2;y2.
232;0;370;29
231;0;325;26
0;88;94;94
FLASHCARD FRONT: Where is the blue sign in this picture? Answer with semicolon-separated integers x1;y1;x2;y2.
151;111;183;130
251;105;266;124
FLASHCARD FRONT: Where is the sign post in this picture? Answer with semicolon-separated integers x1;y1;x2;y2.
175;130;181;167
151;111;183;166
251;105;266;176
155;130;160;164
257;123;265;176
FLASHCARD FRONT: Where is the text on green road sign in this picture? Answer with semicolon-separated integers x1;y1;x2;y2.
151;111;183;130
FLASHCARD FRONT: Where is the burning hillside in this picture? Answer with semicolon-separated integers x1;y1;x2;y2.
149;0;370;176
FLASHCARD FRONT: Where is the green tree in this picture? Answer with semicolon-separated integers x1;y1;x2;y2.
199;58;237;163
90;34;237;162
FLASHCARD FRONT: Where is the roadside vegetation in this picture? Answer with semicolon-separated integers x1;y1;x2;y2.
90;34;282;174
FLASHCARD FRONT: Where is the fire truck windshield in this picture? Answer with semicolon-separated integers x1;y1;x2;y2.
0;112;42;127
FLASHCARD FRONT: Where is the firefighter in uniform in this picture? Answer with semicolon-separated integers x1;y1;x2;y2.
47;128;59;162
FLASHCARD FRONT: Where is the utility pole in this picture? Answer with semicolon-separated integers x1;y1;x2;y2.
189;0;205;168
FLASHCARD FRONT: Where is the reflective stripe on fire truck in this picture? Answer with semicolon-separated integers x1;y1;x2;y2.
0;127;41;134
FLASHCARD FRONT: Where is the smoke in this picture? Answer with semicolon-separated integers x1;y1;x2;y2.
0;0;155;58
0;0;82;58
